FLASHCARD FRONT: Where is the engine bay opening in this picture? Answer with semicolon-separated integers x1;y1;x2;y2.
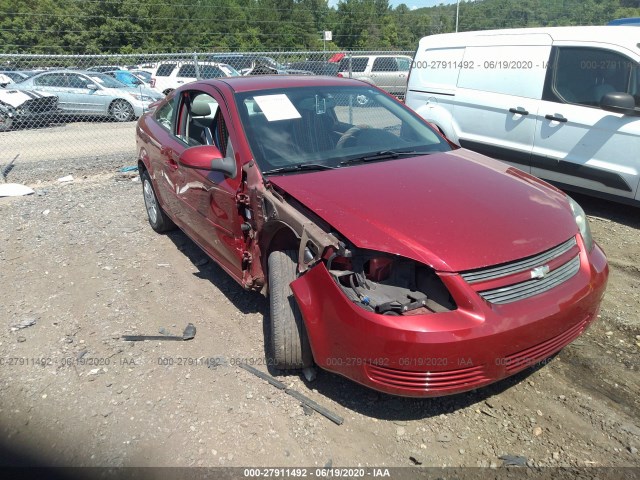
326;250;457;315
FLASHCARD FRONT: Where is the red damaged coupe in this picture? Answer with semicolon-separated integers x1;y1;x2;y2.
135;76;608;397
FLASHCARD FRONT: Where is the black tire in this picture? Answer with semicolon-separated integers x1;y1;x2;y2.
140;169;176;233
268;250;313;370
110;99;135;122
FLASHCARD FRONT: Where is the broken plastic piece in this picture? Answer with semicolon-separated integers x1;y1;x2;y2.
499;454;527;466
0;183;34;197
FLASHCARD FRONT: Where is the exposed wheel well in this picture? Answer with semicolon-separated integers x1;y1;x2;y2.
261;223;300;290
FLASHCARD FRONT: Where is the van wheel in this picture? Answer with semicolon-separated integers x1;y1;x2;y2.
268;250;313;370
141;170;176;233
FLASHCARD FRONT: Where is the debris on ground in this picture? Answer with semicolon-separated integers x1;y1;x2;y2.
122;323;196;341
10;318;36;331
498;454;528;467
238;363;344;425
0;183;34;197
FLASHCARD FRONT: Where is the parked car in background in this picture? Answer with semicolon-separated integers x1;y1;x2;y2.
11;70;162;122
208;54;313;76
149;61;240;95
0;71;30;85
104;70;162;95
0;88;59;131
287;61;339;76
608;18;640;26
135;75;607;397
337;54;412;100
129;69;153;83
87;65;128;73
405;26;640;206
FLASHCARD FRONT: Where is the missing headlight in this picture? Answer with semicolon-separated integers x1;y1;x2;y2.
326;250;457;315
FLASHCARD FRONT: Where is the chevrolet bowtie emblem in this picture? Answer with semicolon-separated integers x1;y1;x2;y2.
531;265;551;279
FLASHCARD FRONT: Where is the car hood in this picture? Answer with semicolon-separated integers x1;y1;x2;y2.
121;86;163;101
268;150;578;272
0;89;55;107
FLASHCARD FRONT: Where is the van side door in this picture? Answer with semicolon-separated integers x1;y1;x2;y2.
452;35;552;173
531;45;640;200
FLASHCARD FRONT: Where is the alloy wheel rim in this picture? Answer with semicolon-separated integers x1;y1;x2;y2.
113;101;130;121
143;179;158;224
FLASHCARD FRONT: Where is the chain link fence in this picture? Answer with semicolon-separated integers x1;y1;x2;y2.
0;51;412;183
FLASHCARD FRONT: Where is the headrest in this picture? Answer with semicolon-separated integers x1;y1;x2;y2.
191;101;211;117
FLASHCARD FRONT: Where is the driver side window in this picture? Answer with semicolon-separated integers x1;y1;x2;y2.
545;47;635;107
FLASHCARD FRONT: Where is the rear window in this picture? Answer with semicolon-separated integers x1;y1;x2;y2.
156;64;176;76
177;64;196;77
339;57;369;73
372;57;398;72
200;65;223;78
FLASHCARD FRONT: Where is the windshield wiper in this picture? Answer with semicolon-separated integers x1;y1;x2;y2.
262;163;337;176
340;150;431;166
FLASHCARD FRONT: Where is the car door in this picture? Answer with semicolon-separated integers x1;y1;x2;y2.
143;98;186;222
66;73;104;114
172;89;245;280
369;57;400;94
452;37;553;173
531;45;640;200
32;73;73;111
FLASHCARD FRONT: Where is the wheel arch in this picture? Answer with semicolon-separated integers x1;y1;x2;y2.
259;221;300;291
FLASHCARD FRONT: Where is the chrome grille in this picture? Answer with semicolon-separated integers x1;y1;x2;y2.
478;255;580;305
461;237;577;284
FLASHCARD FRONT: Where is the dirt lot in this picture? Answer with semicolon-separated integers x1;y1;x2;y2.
0;152;639;472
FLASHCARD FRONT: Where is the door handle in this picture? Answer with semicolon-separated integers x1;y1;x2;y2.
509;107;529;115
545;114;568;123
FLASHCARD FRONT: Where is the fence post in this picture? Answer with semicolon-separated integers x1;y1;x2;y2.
193;51;200;79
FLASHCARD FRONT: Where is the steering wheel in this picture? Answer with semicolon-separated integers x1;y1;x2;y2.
336;125;371;149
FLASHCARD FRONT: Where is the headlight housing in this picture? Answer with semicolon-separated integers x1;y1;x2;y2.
130;93;153;102
568;196;593;251
325;247;457;315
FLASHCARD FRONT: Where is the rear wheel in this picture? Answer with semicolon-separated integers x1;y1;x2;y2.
268;250;313;370
110;99;134;122
141;169;175;233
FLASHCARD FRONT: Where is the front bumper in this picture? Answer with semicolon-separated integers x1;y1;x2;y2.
290;240;608;397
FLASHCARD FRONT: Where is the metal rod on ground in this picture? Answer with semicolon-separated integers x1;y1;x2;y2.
239;363;344;425
1;154;19;183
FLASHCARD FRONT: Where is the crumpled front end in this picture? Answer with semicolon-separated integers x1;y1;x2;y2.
290;234;608;397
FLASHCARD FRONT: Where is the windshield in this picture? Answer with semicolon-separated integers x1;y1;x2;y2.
235;85;451;174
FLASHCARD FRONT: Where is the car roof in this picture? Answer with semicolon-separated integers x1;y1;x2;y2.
212;75;368;93
422;26;640;52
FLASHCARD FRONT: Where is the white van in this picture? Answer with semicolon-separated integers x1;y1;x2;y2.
405;27;640;205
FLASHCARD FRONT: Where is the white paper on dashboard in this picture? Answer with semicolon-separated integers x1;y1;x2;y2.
253;94;301;121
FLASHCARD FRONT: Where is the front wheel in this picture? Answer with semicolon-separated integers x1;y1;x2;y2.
110;99;134;122
268;250;313;370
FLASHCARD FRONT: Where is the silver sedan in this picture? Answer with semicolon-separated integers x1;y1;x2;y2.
11;70;163;122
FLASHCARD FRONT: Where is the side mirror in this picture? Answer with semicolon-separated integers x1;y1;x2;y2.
87;84;98;90
600;92;638;116
178;145;237;178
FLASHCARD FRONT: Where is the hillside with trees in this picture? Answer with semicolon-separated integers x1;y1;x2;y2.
0;0;638;54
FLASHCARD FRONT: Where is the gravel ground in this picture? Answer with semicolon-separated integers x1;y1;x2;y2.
0;152;638;472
